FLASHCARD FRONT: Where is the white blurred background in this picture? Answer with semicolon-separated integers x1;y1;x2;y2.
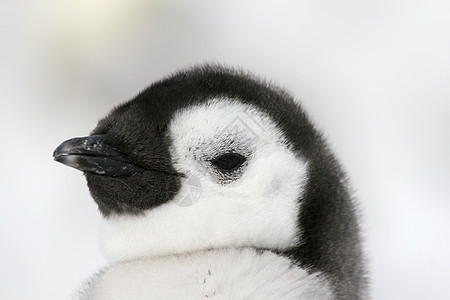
1;0;449;299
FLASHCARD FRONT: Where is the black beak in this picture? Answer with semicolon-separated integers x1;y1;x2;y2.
53;135;146;177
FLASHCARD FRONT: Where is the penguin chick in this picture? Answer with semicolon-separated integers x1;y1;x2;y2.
54;65;367;299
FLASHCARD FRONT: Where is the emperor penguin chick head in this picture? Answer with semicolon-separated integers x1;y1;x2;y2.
54;65;367;299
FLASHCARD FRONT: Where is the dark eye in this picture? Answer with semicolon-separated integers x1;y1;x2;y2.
211;153;246;172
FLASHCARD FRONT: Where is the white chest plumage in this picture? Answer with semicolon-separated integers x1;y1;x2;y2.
79;248;333;300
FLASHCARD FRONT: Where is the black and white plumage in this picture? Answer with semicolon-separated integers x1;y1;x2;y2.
54;65;367;299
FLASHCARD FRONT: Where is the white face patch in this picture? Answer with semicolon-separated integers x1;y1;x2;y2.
100;99;308;263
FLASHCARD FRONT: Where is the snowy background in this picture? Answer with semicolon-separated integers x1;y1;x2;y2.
1;0;450;299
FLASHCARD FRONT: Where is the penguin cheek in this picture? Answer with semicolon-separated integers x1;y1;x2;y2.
85;172;181;217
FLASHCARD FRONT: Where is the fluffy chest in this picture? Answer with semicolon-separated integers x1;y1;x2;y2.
79;248;333;300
